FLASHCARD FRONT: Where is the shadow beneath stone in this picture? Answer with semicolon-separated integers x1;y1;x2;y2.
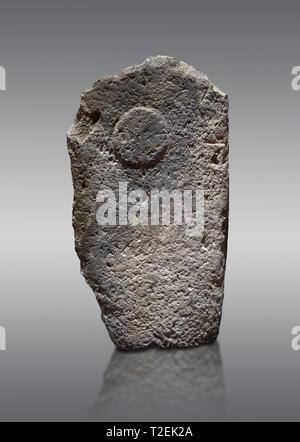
89;342;226;421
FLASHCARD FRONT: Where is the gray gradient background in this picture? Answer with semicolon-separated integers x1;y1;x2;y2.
0;0;299;421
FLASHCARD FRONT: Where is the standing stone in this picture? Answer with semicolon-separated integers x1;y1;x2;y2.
67;56;229;350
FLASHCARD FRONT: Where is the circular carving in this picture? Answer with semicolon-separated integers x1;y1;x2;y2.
112;107;168;168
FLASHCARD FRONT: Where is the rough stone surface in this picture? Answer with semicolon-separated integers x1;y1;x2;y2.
67;56;229;350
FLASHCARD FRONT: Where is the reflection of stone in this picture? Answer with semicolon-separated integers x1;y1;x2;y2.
89;342;226;421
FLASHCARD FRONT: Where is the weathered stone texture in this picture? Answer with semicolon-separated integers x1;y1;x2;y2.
67;56;229;349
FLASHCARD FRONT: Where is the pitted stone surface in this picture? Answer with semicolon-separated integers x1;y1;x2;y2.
67;56;229;350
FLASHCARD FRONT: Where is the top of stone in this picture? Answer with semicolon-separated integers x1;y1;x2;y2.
68;56;227;144
87;55;226;97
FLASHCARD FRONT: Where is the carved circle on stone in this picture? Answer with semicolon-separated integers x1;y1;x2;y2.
112;106;169;168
